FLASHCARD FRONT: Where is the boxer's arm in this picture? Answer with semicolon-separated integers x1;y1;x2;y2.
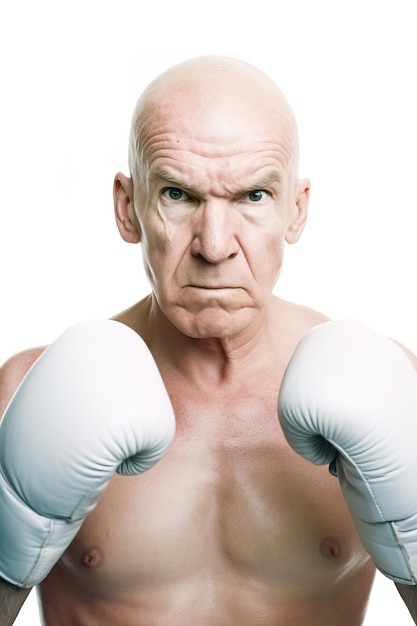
1;320;176;588
0;348;45;417
279;320;417;621
0;578;31;626
396;583;417;623
0;349;43;625
395;343;417;624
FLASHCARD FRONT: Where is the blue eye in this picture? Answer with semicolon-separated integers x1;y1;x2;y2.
247;190;268;202
162;187;190;201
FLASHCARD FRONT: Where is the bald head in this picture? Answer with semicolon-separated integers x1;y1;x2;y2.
128;56;299;184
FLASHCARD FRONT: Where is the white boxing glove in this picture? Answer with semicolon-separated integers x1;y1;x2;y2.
0;320;175;588
278;319;417;585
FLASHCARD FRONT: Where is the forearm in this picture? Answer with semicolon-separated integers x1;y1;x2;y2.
396;583;417;624
0;578;31;626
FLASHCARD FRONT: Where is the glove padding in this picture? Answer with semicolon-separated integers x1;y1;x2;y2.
0;320;175;587
278;319;417;584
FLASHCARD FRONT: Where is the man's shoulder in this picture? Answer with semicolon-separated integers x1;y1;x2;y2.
0;347;46;418
272;296;329;335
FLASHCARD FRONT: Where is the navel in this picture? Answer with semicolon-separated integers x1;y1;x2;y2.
319;536;342;560
82;546;105;569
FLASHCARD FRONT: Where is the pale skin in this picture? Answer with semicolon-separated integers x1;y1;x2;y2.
0;56;416;625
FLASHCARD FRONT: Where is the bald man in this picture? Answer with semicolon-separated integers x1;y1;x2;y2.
1;56;417;625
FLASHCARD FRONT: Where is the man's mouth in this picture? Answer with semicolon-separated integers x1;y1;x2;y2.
188;285;236;290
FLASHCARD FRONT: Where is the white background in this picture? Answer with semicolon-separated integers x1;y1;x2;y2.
1;1;416;623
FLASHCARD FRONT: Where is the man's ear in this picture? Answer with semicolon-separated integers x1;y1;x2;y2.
285;178;310;244
113;173;141;243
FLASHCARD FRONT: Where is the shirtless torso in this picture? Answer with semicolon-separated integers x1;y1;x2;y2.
0;297;375;625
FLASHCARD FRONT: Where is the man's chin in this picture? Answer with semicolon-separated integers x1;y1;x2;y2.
170;304;256;340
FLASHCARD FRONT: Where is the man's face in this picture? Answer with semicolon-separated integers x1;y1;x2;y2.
129;88;308;341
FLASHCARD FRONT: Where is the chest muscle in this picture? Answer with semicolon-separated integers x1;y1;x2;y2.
54;393;368;595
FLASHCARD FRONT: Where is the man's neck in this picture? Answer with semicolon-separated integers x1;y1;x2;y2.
114;294;277;385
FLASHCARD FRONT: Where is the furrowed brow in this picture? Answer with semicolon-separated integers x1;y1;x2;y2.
149;168;193;190
247;171;282;189
230;171;283;199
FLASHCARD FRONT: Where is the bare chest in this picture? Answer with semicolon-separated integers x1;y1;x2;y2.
52;395;366;569
40;387;374;624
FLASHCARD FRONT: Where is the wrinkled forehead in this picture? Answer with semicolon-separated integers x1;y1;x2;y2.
129;58;299;178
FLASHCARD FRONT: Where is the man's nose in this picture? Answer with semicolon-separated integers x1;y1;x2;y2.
190;201;239;263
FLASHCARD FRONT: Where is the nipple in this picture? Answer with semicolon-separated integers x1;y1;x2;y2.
319;536;342;560
82;546;105;569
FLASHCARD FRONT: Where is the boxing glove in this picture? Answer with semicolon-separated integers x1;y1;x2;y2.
0;320;175;588
278;319;417;585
